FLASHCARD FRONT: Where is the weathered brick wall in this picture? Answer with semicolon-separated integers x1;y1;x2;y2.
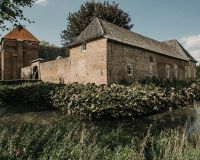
69;38;107;84
38;38;107;84
1;39;38;80
107;40;194;84
40;57;71;83
20;38;196;84
23;44;38;67
188;61;196;79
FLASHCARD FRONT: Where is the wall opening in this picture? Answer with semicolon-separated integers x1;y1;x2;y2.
33;66;39;80
81;43;87;52
127;64;133;76
174;64;178;79
166;65;170;79
149;56;154;63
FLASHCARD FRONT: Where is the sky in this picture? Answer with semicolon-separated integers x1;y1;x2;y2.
1;0;200;62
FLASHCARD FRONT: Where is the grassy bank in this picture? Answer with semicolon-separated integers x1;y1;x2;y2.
1;81;200;159
0;81;200;120
0;114;199;160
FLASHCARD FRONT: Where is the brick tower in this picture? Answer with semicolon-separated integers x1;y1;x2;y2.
0;26;39;80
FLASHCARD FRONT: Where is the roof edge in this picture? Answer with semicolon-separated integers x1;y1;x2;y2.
67;35;106;48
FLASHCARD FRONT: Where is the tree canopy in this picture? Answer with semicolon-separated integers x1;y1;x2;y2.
38;41;69;61
0;0;35;32
61;0;133;45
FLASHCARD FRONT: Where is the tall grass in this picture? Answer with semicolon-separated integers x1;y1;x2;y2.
0;118;200;160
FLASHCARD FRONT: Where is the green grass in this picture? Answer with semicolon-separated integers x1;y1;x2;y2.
0;110;200;160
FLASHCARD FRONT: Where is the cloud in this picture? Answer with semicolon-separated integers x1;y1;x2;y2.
35;0;48;6
180;34;200;64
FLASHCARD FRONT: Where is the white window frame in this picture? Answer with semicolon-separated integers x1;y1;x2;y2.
81;43;87;52
127;64;133;76
166;65;170;79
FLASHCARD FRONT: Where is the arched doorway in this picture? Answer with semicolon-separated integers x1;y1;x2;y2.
33;66;39;80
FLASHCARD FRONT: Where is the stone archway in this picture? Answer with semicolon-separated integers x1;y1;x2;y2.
33;66;39;80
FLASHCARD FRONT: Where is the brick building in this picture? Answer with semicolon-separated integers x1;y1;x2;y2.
0;25;39;80
1;18;197;84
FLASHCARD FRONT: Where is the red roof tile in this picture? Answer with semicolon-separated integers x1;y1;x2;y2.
3;26;39;42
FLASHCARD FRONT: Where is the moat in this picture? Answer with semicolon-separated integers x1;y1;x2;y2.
1;101;200;138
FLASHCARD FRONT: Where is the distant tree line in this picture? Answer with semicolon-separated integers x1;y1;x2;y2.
38;41;69;61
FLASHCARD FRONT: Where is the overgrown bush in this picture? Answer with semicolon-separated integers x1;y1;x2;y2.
0;80;41;85
1;81;200;119
0;82;58;110
50;82;200;120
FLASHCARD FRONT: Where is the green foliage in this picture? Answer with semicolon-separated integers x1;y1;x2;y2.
38;45;69;61
0;0;35;32
0;81;200;120
0;82;57;110
61;0;133;44
0;80;40;85
50;81;200;120
39;40;57;47
0;118;199;159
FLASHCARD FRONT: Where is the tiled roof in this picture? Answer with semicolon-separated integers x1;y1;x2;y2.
68;18;196;62
163;40;197;62
2;25;39;42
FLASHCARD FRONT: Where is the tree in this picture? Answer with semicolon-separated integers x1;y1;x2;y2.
38;41;69;61
0;0;35;32
40;40;58;48
61;0;133;45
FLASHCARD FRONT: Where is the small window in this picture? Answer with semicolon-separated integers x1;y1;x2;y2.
194;68;196;78
149;56;154;63
166;65;170;79
174;64;178;79
81;43;86;52
185;66;188;78
127;64;133;76
149;63;154;77
188;66;191;78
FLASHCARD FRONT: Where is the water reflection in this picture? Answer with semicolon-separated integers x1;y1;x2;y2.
125;101;200;137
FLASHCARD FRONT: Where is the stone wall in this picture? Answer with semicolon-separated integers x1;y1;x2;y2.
37;38;108;84
20;38;196;85
40;57;71;83
107;40;194;84
69;38;107;84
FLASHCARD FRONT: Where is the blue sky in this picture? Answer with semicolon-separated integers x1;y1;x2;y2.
1;0;200;62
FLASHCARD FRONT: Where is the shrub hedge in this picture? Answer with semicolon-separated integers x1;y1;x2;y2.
1;81;200;119
50;82;200;120
0;80;41;85
0;82;57;110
